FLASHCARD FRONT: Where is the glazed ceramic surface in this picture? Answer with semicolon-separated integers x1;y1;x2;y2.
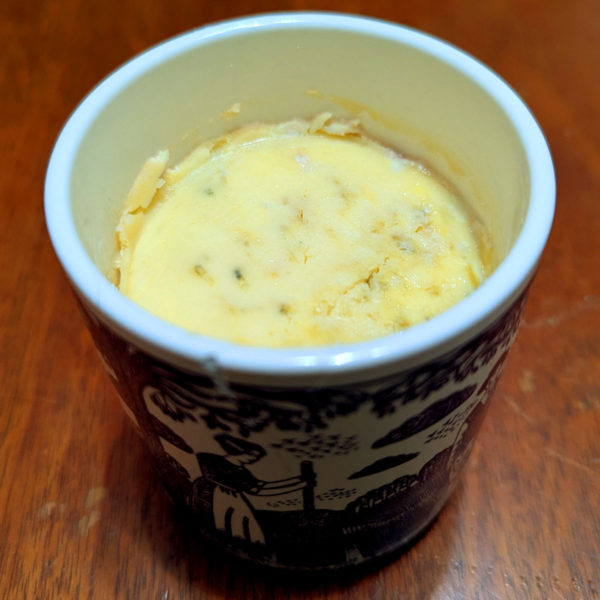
45;13;554;569
81;290;525;568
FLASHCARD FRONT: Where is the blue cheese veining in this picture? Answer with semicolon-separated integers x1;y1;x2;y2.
115;114;487;346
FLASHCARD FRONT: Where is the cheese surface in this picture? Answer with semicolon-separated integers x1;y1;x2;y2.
116;115;486;347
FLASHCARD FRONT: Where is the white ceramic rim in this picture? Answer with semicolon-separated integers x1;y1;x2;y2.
44;12;555;376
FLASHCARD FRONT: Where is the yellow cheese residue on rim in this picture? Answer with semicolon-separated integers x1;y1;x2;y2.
116;114;487;347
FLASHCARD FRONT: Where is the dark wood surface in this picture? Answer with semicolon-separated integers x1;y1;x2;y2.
2;1;599;598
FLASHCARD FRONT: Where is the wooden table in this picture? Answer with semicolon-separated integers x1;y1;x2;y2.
2;0;599;598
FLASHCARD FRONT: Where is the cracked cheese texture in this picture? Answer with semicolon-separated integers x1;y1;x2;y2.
116;116;486;347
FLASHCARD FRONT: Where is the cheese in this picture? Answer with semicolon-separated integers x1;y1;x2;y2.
116;114;486;347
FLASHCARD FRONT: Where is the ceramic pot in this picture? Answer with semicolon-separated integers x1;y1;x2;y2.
45;13;554;570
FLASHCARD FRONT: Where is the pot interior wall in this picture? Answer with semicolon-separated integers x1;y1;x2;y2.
69;26;530;278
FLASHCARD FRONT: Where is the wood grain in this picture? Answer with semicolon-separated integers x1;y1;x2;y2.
1;0;599;598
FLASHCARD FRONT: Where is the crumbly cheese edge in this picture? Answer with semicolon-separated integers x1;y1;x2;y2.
115;113;373;288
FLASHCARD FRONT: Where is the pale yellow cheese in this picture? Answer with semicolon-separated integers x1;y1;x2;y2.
116;114;486;347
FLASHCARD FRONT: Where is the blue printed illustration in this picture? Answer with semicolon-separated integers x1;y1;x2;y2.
80;288;527;568
189;434;315;545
